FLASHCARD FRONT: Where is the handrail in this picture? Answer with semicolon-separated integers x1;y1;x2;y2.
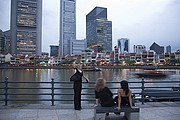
0;77;180;106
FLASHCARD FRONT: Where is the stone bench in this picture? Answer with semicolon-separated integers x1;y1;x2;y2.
94;105;139;120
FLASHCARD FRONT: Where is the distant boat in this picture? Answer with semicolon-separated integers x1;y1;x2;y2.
82;67;101;71
135;70;168;78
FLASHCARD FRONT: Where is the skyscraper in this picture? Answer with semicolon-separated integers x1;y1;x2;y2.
10;0;42;55
150;42;164;55
86;7;112;52
59;0;76;56
166;45;171;53
118;38;129;53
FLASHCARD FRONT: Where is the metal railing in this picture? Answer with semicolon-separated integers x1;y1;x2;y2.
0;77;180;106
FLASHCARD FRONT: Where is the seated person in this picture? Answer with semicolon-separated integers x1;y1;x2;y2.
117;80;134;111
94;78;114;107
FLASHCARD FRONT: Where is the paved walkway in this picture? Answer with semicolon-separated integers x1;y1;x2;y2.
0;102;180;120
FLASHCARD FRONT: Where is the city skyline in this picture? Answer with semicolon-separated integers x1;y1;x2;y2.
0;0;180;54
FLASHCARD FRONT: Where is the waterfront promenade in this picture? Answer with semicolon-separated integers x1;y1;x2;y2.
0;102;180;120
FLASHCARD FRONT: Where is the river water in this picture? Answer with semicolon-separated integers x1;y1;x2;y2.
0;68;180;104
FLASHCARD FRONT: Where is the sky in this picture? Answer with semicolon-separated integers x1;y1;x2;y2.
0;0;180;53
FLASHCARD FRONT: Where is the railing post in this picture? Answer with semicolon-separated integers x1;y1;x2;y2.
4;77;8;106
141;78;145;105
51;78;55;106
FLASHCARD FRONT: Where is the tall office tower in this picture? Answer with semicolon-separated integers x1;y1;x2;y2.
86;7;112;52
59;0;76;56
10;0;42;55
134;45;146;54
166;45;171;53
118;38;129;53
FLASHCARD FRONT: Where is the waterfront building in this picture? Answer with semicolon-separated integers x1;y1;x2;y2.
119;53;124;62
142;51;147;63
81;50;92;64
109;51;114;64
59;0;76;56
118;38;129;53
159;54;165;63
147;50;156;64
105;52;110;64
10;0;42;55
71;39;87;55
50;45;59;57
0;53;13;63
86;6;112;52
135;54;142;63
150;42;164;55
114;45;119;63
175;50;180;59
166;45;171;53
134;45;146;54
0;30;5;53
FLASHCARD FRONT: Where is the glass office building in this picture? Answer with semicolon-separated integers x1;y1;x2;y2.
118;38;129;53
59;0;76;56
10;0;42;55
86;7;112;52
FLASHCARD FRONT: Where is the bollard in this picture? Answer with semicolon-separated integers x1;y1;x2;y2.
4;77;8;106
51;78;55;106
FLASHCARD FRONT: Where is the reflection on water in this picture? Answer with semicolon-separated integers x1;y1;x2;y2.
0;68;180;104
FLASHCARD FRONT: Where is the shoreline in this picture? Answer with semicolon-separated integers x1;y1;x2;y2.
0;65;180;69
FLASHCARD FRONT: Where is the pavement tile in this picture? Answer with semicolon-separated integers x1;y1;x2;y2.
37;116;58;120
16;117;37;120
75;109;94;120
16;109;38;119
0;113;17;120
58;114;78;120
38;109;57;117
56;109;75;115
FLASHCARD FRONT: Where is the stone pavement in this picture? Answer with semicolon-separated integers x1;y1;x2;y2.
0;102;180;120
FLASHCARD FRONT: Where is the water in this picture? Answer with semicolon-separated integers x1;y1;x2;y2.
0;68;180;104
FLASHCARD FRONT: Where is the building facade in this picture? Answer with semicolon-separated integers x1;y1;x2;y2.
86;7;112;52
4;30;11;53
0;30;5;53
150;42;164;55
59;0;76;56
50;45;59;57
166;45;171;53
118;38;129;53
10;0;42;55
134;45;146;54
71;39;87;55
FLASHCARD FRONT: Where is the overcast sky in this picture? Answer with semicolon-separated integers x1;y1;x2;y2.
0;0;180;53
